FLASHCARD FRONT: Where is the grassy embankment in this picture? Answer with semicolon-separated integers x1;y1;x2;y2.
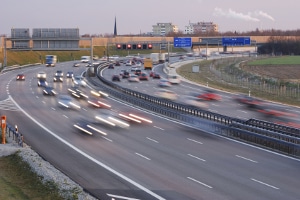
177;56;300;106
0;153;64;200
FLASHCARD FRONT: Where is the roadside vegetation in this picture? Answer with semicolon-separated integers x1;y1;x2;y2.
177;55;300;107
0;153;63;200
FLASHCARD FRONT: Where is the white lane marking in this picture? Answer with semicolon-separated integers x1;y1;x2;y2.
187;177;213;189
107;193;140;200
51;107;56;111
63;115;68;118
82;108;87;111
42;101;46;104
102;136;113;142
251;178;279;190
211;103;219;107
187;138;203;144
135;153;151;160
235;155;258;163
208;109;218;113
153;126;164;130
9;95;165;200
147;137;159;143
188;154;206;162
237;110;247;113
36;96;39;99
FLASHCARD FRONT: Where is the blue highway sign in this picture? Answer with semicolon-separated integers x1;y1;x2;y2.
222;37;251;46
174;37;192;48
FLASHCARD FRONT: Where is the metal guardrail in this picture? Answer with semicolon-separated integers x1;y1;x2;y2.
5;124;24;147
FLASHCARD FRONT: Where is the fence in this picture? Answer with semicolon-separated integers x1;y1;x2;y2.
5;124;24;147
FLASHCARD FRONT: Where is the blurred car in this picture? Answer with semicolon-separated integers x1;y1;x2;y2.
68;86;89;99
55;70;63;76
66;71;74;78
134;69;142;75
234;94;264;109
152;73;161;79
37;71;47;79
128;74;140;82
37;79;48;87
53;75;63;82
149;71;154;77
43;86;57;96
120;70;130;78
196;90;222;101
130;66;138;71
139;72;149;81
125;60;132;66
73;63;80;67
74;119;107;136
136;61;142;67
154;89;177;101
112;74;121;81
184;96;208;109
87;96;111;109
94;109;130;128
158;79;171;87
108;64;114;69
167;74;181;84
115;61;121;66
16;74;25;81
72;75;87;87
57;95;81;110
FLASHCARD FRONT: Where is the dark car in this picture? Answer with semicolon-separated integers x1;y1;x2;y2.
68;86;89;99
120;70;130;79
37;79;48;87
152;73;161;79
66;71;74;78
112;74;121;81
134;69;142;75
43;86;57;96
115;61;121;66
16;74;25;81
234;94;264;109
108;64;114;69
53;75;64;82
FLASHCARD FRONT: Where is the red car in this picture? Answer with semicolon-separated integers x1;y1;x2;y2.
139;72;149;81
197;90;222;101
16;74;25;81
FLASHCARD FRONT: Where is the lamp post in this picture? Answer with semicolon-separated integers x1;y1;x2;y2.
206;41;208;60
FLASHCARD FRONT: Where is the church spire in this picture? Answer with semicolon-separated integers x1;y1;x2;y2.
114;16;117;37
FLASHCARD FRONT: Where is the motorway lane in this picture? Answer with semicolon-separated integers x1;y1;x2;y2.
2;62;300;199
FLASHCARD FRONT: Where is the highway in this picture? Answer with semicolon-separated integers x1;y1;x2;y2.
0;60;300;200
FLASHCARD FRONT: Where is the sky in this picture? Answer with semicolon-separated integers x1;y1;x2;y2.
1;0;298;36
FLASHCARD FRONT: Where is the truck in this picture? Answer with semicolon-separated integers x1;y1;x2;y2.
150;53;159;65
143;58;153;70
45;55;57;67
159;53;166;63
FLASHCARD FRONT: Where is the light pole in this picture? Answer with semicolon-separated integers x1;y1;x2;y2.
206;41;208;60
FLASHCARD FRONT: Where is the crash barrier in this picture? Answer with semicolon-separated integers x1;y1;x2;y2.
5;124;24;147
85;62;300;157
0;63;42;73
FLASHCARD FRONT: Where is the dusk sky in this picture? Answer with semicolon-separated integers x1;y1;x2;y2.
1;0;298;36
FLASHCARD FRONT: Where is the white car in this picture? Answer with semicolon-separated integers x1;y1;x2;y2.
154;89;177;101
37;71;47;79
72;76;87;87
125;60;132;66
128;74;139;82
167;74;181;84
184;96;208;109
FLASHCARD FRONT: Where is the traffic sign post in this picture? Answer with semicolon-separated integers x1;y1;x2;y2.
1;115;6;144
173;37;192;48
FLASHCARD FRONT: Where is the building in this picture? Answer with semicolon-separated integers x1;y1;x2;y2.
152;23;178;36
184;22;218;34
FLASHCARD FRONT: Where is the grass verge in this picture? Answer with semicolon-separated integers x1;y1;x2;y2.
0;153;63;200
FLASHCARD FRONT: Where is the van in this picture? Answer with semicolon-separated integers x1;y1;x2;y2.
81;56;91;63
